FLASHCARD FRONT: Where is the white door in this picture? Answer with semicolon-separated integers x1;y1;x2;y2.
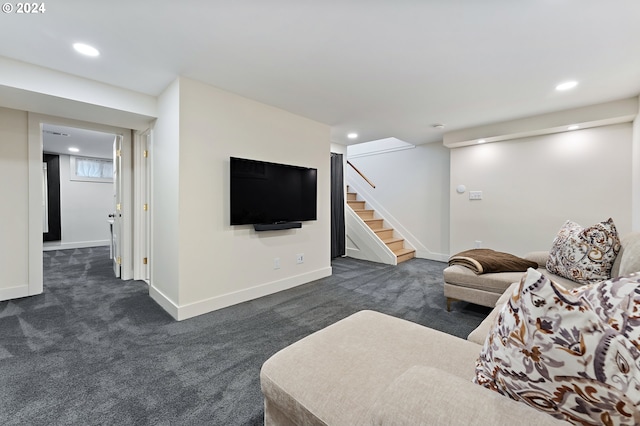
112;134;123;278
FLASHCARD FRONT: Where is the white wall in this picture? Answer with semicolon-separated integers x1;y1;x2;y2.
345;142;451;260
0;107;30;300
150;79;181;306
450;123;633;255
633;97;640;230
150;77;332;320
42;154;113;250
0;57;156;131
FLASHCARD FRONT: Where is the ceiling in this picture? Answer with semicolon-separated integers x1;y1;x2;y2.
43;124;115;159
2;1;640;146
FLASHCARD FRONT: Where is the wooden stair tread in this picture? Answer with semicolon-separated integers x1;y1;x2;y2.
393;248;415;256
373;227;394;233
382;237;404;244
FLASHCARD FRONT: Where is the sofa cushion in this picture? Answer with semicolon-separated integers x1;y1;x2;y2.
474;268;640;424
613;232;640;277
546;218;621;284
261;310;482;426
366;366;565;425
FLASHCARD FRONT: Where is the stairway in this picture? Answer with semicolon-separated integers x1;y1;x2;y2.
346;187;416;264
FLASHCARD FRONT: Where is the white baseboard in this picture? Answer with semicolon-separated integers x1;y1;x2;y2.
149;267;333;321
43;240;110;251
0;284;31;302
415;250;449;262
149;285;180;319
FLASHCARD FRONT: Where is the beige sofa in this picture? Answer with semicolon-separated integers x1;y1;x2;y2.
443;232;640;310
260;233;640;425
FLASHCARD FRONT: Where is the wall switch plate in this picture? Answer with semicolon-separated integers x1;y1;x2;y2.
274;258;280;269
296;253;304;264
469;191;483;200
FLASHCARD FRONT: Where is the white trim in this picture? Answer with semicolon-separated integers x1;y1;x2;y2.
43;240;110;251
345;207;396;265
150;267;332;321
0;285;30;301
149;285;179;319
132;129;151;281
27;113;136;289
119;130;134;280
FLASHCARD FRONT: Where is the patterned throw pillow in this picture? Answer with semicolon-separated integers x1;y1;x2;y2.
546;218;621;284
474;268;640;425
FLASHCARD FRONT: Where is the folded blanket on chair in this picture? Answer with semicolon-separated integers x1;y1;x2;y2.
448;248;538;274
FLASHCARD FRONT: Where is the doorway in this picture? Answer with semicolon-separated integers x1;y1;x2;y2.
26;113;141;289
42;123;118;255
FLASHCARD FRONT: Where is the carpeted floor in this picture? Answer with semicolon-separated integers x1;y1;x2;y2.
0;247;490;425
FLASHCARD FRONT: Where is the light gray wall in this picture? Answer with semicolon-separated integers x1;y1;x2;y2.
450;123;633;256
150;78;181;305
150;77;332;320
345;142;451;260
43;154;113;250
0;107;29;300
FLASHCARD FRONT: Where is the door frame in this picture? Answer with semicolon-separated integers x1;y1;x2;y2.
133;129;151;282
27;113;136;295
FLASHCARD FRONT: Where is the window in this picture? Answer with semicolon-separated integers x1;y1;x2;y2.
70;156;113;183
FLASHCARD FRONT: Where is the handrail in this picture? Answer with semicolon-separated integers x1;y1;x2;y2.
347;160;376;189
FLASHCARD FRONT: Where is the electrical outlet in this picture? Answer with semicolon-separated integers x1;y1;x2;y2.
274;258;280;269
469;191;483;200
296;253;304;264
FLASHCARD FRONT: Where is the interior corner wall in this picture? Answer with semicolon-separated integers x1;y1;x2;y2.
345;143;451;260
632;98;640;231
166;77;331;320
449;123;633;256
0;106;30;300
149;78;181;311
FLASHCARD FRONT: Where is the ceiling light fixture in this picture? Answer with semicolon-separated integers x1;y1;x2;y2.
567;125;580;131
73;43;100;57
555;81;578;91
347;133;358;139
477;139;486;144
68;147;80;153
432;124;445;130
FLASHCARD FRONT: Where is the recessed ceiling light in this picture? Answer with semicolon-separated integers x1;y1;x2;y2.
477;139;486;144
555;81;578;91
73;43;100;57
68;147;80;153
347;133;358;139
567;125;580;131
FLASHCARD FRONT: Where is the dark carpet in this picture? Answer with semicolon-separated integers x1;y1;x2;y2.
0;247;490;425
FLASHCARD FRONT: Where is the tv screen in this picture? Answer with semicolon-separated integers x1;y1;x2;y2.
230;157;317;226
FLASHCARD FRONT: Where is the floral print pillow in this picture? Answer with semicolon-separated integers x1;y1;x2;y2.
546;218;620;284
474;268;640;425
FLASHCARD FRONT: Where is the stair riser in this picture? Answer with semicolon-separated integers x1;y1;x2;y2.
356;210;374;220
366;219;384;230
386;241;404;251
347;193;357;201
375;229;394;240
348;201;365;209
396;252;415;263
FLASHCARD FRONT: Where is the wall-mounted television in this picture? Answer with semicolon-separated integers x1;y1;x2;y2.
230;157;317;230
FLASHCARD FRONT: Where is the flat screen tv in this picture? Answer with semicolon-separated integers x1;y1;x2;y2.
230;157;317;228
